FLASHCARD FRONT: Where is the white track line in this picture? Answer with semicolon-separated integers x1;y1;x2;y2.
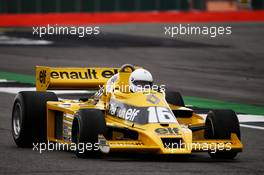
0;79;15;83
0;79;8;82
190;114;264;131
199;114;264;123
240;124;264;130
0;35;53;45
237;114;264;123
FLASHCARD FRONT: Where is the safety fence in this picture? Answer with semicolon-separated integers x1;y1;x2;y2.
0;0;207;13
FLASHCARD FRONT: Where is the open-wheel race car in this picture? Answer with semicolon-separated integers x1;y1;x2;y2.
12;64;243;159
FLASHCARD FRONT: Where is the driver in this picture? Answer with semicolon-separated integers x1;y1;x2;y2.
105;66;153;93
129;68;153;92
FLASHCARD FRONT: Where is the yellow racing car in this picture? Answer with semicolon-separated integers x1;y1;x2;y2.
11;64;243;159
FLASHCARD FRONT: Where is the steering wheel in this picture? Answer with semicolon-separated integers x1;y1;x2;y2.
120;64;135;73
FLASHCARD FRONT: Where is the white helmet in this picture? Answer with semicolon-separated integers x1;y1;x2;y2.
129;68;153;92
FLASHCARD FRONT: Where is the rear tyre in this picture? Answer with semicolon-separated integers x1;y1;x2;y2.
204;110;241;159
12;91;58;147
165;90;185;107
72;109;106;158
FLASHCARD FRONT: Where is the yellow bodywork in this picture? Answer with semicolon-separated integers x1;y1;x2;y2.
36;66;243;154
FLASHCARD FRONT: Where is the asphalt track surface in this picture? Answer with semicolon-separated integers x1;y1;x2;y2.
0;23;264;174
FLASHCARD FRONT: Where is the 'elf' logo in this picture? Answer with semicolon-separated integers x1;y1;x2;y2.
39;70;46;84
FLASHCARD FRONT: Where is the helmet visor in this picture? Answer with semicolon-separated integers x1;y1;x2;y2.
133;80;153;88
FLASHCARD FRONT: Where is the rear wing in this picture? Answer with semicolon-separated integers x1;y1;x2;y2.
36;66;119;91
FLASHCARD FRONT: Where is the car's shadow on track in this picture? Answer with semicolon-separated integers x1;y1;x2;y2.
8;144;242;164
97;153;241;163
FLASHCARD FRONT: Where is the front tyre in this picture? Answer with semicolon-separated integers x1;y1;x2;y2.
204;109;241;159
72;109;106;158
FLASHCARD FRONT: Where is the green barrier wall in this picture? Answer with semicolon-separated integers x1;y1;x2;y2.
192;0;206;10
0;0;207;13
251;0;264;10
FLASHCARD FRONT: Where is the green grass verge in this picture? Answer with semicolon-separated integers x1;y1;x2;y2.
184;96;264;115
0;71;35;84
